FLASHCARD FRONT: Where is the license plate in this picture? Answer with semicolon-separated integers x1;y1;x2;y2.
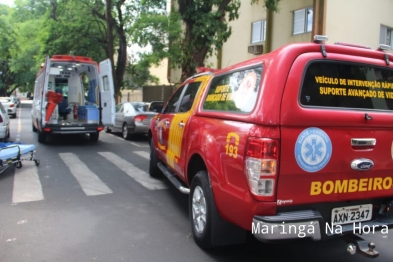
331;204;372;225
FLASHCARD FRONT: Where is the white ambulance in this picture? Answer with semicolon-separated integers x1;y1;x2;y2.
31;55;115;143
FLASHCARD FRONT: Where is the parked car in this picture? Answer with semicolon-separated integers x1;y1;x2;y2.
9;96;20;108
0;97;17;118
148;101;164;112
0;102;10;140
105;101;158;140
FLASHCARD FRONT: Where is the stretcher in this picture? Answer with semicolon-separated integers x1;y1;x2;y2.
0;143;40;174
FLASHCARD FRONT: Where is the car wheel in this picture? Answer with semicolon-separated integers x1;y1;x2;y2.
104;126;111;133
6;126;10;139
90;132;99;142
12;113;17;119
149;138;163;178
122;123;130;140
189;170;215;249
38;132;46;143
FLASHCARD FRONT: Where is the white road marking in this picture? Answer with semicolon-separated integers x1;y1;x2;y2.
12;163;44;203
130;142;149;148
98;152;167;190
16;107;22;142
134;151;150;160
59;153;113;196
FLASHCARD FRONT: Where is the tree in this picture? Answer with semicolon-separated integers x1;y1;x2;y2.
131;0;241;82
176;0;241;81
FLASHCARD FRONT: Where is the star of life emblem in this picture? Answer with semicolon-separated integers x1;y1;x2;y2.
295;127;332;172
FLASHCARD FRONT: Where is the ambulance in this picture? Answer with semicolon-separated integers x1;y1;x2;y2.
149;36;393;258
31;55;115;143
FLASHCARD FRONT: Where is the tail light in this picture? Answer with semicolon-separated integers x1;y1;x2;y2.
0;114;3;123
245;138;278;201
10;104;15;108
134;115;147;122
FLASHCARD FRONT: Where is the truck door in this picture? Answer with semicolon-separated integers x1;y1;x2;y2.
41;56;52;126
99;59;115;126
156;85;186;166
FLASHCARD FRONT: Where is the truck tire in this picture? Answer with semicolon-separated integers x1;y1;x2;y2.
104;126;111;133
149;138;163;178
90;132;99;142
38;132;46;143
189;170;215;249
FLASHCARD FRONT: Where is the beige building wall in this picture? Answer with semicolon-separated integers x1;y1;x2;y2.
325;0;393;49
149;58;170;85
221;0;313;68
220;0;392;69
271;0;313;48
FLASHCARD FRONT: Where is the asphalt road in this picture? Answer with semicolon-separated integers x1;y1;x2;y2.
0;101;391;262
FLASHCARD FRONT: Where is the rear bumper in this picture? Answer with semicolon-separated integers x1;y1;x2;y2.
44;124;102;134
252;200;393;242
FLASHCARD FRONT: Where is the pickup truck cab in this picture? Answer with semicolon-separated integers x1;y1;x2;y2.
31;55;115;143
149;36;393;257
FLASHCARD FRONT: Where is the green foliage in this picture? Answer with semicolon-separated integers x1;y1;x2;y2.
251;0;282;12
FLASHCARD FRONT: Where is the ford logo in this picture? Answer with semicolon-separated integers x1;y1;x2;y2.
350;159;374;171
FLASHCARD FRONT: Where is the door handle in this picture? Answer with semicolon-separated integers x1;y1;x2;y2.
179;122;185;128
351;138;376;147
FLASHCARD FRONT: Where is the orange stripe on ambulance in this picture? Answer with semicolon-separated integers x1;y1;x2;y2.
310;177;393;195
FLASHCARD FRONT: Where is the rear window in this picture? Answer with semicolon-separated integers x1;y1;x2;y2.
202;66;262;113
300;61;393;110
132;103;149;112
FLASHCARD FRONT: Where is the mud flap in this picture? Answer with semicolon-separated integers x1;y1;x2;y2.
210;189;247;246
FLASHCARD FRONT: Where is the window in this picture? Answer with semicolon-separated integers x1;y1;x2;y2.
300;61;393;110
380;25;393;49
293;7;313;35
179;82;201;112
203;66;263;113
164;86;185;113
251;20;266;43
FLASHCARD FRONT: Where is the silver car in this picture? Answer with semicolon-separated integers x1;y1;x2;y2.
105;102;158;140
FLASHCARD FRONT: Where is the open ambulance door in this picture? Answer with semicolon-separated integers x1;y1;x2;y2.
99;59;115;126
41;56;52;126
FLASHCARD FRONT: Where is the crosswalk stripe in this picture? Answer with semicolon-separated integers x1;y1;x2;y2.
12;163;44;203
59;153;113;196
98;152;167;190
133;151;149;160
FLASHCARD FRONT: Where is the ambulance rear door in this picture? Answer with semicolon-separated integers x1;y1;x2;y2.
99;59;115;126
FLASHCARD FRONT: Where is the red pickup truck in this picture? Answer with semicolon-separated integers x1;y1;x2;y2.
148;36;393;258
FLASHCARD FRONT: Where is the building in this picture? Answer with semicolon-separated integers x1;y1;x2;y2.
216;0;393;69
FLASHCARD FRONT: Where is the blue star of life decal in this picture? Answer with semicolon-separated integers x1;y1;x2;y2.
295;127;332;172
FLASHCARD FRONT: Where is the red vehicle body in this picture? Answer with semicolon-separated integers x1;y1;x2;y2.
149;36;393;257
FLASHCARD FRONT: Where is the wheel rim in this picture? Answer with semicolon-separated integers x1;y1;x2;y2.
122;125;128;138
192;185;207;234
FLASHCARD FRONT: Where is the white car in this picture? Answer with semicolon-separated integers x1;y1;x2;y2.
10;95;20;108
0;102;10;140
0;97;17;118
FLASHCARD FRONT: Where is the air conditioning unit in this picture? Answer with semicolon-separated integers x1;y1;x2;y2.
248;44;263;55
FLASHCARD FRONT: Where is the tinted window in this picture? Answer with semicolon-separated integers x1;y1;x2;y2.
164;86;185;113
300;61;393;110
203;66;262;113
179;82;201;112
